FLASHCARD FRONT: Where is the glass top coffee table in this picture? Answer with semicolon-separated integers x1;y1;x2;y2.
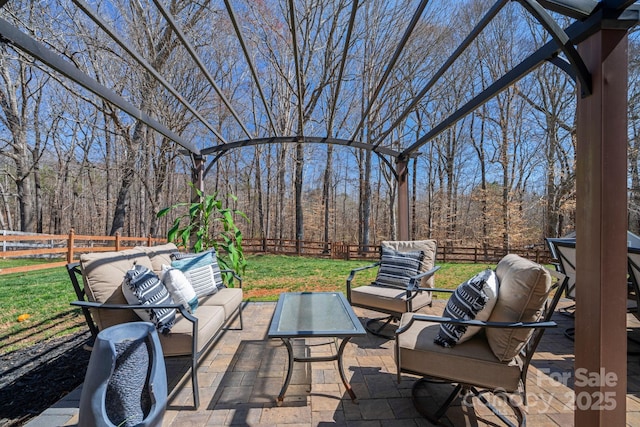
267;292;366;405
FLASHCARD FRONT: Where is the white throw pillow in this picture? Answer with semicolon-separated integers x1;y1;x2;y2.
161;264;198;313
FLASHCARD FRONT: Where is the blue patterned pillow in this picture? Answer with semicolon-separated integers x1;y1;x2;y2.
171;251;221;297
375;247;424;290
434;269;498;347
122;265;176;334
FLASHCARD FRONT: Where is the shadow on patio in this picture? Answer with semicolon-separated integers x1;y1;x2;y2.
26;299;640;426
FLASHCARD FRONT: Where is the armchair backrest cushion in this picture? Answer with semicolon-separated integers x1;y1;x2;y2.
381;240;437;288
487;254;552;361
80;248;154;330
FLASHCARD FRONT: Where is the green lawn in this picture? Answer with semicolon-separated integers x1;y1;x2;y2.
0;254;492;354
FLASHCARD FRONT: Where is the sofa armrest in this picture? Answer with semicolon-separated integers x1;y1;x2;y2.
220;269;243;288
70;300;196;324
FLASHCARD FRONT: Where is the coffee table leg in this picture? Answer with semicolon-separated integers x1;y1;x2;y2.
277;338;294;406
337;337;357;401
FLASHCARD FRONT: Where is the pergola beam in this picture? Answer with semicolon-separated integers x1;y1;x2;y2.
538;0;599;18
0;17;201;155
152;0;249;142
72;0;228;144
223;0;279;137
371;0;508;150
327;0;359;136
288;0;305;138
349;0;430;143
201;136;413;159
400;6;610;157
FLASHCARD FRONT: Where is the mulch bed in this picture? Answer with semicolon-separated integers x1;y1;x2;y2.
0;331;92;427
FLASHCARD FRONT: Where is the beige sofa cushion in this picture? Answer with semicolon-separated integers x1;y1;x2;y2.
382;240;437;288
158;305;226;356
135;242;179;274
487;254;552;361
397;313;523;392
80;248;153;330
199;288;243;320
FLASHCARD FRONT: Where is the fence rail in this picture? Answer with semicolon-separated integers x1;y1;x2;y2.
0;230;553;275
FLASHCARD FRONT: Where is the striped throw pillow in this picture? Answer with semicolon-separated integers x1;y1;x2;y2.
375;247;424;290
171;251;220;297
122;264;176;334
434;268;498;347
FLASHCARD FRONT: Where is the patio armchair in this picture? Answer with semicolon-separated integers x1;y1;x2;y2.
545;238;576;300
549;238;639;341
346;240;439;338
395;254;568;426
628;247;640;319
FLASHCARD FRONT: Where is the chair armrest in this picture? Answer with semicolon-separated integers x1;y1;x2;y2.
396;313;557;335
407;266;441;293
70;300;196;323
347;262;381;281
221;269;243;288
346;262;381;293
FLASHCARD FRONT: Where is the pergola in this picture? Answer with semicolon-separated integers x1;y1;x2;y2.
0;0;638;424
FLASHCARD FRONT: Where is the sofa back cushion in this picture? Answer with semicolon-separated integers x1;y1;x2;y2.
80;248;154;330
486;254;551;361
135;242;179;275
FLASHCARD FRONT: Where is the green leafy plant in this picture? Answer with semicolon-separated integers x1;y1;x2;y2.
157;183;248;283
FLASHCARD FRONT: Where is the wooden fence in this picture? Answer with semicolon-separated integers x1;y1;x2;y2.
0;230;553;275
0;230;165;275
242;238;552;264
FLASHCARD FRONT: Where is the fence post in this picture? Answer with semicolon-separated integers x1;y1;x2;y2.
474;247;478;263
115;232;121;251
67;228;75;263
147;234;152;246
262;237;267;252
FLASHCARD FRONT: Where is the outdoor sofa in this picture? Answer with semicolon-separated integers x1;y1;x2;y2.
66;242;243;408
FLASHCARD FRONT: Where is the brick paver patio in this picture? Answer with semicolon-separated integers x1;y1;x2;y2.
25;299;640;426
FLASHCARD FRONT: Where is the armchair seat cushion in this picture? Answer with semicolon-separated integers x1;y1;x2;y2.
199;288;243;320
157;305;225;357
350;284;432;315
397;313;522;392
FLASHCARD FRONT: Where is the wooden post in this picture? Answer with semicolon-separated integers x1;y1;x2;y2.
396;158;410;241
575;27;628;426
67;229;75;264
115;232;121;252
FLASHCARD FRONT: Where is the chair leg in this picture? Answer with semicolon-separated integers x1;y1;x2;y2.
411;378;462;424
411;379;526;427
192;353;199;408
365;316;397;339
474;388;525;427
